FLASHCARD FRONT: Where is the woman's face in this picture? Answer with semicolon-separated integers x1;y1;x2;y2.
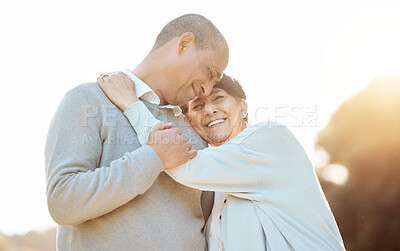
187;88;247;147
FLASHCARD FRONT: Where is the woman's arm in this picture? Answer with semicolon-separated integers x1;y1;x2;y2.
124;101;265;199
98;71;265;199
98;71;196;170
165;140;262;198
124;101;160;145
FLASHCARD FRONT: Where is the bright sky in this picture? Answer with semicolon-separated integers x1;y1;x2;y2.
1;0;400;235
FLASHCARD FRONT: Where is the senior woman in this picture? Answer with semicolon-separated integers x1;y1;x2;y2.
98;72;345;251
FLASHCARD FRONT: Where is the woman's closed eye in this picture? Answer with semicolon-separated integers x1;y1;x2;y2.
192;104;204;111
213;96;224;102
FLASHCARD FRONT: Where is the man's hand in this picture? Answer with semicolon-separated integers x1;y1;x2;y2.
97;71;139;111
148;122;197;169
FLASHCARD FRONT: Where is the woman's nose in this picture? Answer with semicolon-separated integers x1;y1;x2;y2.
204;103;217;115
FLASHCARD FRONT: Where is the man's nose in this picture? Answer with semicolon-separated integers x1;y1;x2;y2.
200;81;214;96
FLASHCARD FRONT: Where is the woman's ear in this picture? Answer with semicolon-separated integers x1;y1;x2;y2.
177;32;195;55
239;99;248;118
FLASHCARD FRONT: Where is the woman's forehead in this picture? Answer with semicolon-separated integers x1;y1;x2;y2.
190;88;226;104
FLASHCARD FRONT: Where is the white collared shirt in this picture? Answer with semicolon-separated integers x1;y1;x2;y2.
121;68;182;116
206;192;227;251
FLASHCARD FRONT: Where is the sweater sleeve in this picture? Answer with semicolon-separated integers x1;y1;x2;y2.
45;87;164;226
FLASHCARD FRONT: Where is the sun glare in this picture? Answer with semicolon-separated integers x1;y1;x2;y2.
320;164;349;185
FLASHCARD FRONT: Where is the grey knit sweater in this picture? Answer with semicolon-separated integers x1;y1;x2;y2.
45;82;208;251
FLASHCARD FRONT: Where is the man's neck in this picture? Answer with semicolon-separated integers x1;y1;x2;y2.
132;53;168;106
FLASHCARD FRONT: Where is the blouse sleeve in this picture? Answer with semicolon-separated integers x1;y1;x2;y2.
165;140;263;200
124;101;160;145
124;101;265;200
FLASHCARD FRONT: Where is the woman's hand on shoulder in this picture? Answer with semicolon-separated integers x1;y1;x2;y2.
97;70;139;111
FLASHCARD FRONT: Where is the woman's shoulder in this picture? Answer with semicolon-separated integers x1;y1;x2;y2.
227;121;294;146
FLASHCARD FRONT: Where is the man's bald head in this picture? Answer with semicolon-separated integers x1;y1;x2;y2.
152;13;228;51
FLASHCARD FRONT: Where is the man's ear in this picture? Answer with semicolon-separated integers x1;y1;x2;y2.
177;32;195;55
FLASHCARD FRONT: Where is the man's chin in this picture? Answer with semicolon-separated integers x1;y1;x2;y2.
178;101;189;107
175;98;192;107
165;98;186;107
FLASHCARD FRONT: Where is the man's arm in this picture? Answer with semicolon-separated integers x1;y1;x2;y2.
45;88;191;225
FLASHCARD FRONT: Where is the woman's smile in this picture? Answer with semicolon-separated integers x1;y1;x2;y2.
206;118;227;128
187;87;247;147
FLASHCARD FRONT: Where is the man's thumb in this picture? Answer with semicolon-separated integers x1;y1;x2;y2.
187;149;198;159
152;121;173;131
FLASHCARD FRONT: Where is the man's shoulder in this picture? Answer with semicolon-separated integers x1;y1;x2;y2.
59;82;116;112
56;82;113;119
66;82;106;103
